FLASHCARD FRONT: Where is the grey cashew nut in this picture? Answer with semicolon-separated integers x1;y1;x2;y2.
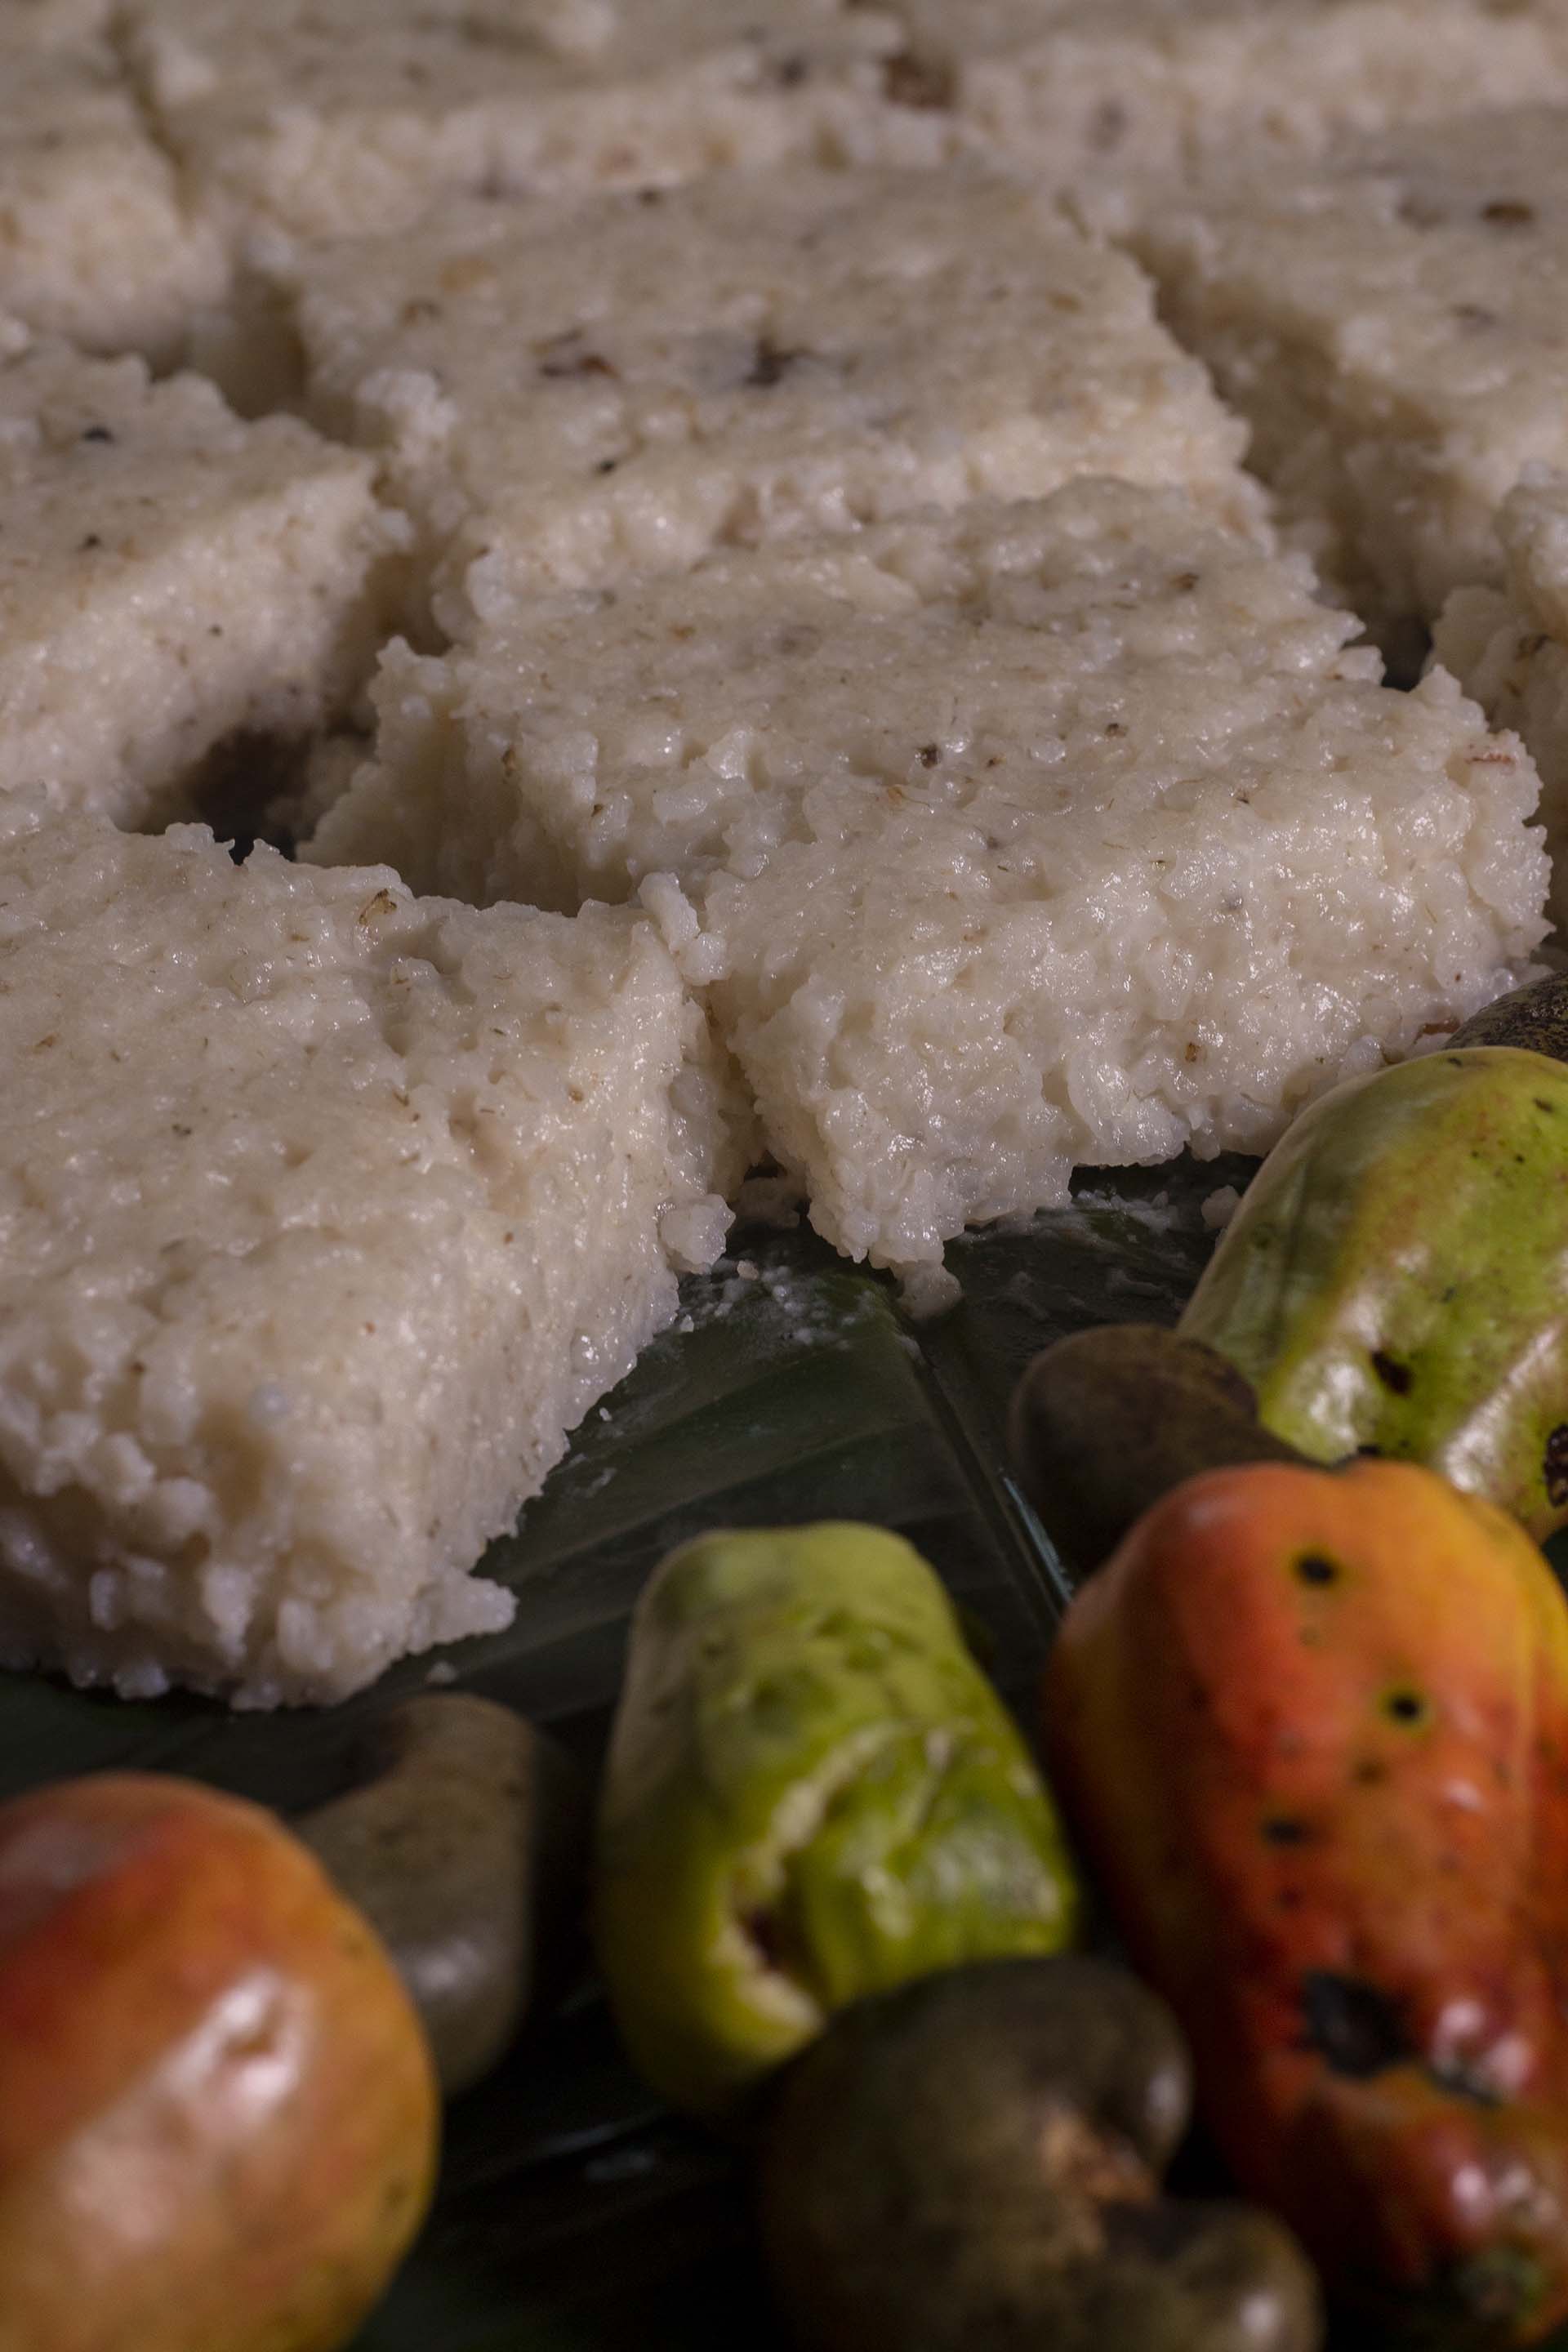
759;1956;1323;2352
298;1694;589;2097
1007;1324;1308;1576
1450;971;1568;1059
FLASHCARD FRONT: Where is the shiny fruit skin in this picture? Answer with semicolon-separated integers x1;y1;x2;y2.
1180;1048;1568;1541
0;1772;439;2352
596;1523;1080;2118
1045;1459;1568;2344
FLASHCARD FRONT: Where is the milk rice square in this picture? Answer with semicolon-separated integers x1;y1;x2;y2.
0;330;403;833
259;165;1266;631
1131;107;1568;648
310;483;1549;1270
118;0;924;244
881;0;1568;205
0;804;745;1707
0;15;227;363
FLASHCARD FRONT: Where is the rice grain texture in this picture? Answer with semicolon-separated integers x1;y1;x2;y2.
261;167;1265;630
118;0;927;244
0;15;226;363
0;804;744;1706
884;0;1568;212
1130;107;1568;645
0;332;403;833
312;483;1550;1269
1435;469;1568;925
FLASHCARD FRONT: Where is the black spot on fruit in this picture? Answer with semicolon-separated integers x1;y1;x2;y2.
743;1909;791;1973
1262;1817;1312;1846
1383;1688;1431;1729
1294;1554;1339;1588
1371;1350;1413;1396
1428;2056;1503;2109
1300;1973;1414;2078
1544;1425;1568;1508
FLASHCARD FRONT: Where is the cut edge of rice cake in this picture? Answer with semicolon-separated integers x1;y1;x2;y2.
1434;467;1568;929
0;800;751;1709
304;483;1551;1274
0;330;410;837
664;693;1551;1274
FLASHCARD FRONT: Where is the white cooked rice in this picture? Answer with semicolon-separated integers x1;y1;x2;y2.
310;482;1550;1269
0;800;747;1706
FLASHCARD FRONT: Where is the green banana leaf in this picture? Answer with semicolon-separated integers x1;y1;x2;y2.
1;1151;1517;2352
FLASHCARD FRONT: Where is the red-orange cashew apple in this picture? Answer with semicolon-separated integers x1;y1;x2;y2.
0;1771;439;2352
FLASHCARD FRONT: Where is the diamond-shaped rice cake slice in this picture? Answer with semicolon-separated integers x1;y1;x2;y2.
0;800;746;1707
267;165;1265;630
0;331;403;833
120;0;926;246
0;20;226;363
1130;106;1568;646
311;483;1548;1269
